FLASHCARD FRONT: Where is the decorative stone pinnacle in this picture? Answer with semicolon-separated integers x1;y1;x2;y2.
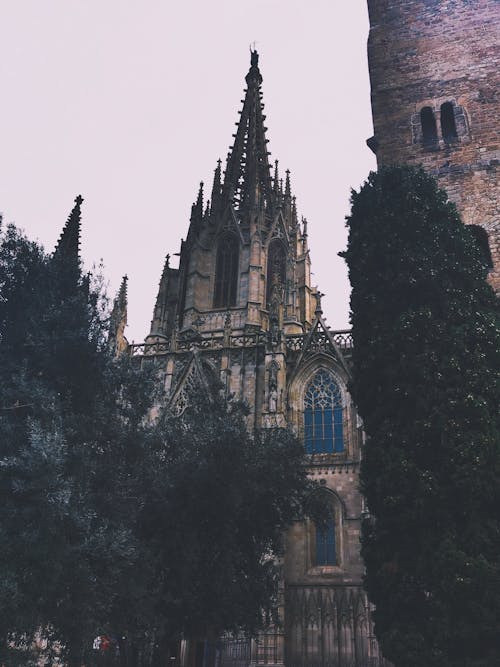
315;291;324;315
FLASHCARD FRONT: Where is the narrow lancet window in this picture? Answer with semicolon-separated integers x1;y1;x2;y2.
214;233;239;308
304;369;344;454
420;107;438;145
266;240;286;306
440;102;458;141
315;517;337;566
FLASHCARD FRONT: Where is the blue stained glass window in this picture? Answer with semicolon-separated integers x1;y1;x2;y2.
303;370;344;453
315;518;337;566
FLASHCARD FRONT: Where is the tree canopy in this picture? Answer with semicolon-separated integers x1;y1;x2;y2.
0;207;319;666
343;165;500;667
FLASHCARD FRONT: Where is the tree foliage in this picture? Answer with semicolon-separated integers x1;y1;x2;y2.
0;212;319;665
0;217;158;665
140;393;317;647
343;166;500;667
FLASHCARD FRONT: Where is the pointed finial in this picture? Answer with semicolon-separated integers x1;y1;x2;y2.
292;195;298;223
273;160;280;194
285;169;291;199
117;274;128;310
54;194;83;261
109;274;129;356
246;46;262;85
301;216;309;253
211;159;222;212
196;181;204;209
315;291;324;316
250;46;259;67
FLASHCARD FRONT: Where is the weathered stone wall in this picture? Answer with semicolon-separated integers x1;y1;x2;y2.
367;0;500;291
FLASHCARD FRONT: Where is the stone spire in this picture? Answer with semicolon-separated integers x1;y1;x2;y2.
187;182;204;240
109;275;128;356
284;169;291;200
54;195;83;264
223;49;274;214
210;159;222;216
149;253;171;338
273;160;280;196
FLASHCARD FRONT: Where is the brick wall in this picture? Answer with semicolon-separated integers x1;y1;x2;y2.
367;0;500;291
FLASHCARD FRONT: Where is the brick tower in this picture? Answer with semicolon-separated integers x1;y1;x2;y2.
367;0;499;292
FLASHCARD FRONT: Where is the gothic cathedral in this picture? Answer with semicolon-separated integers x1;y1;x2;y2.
122;1;499;665
129;50;385;667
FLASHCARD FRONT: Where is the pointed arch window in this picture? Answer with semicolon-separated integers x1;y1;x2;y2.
420;107;438;145
214;233;239;308
304;369;344;454
266;240;286;306
315;517;337;566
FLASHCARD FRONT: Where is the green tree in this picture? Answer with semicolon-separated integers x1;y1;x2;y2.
0;208;157;666
343;166;500;667
0;207;320;666
139;391;320;663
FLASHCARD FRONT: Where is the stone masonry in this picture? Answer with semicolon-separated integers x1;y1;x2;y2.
367;0;499;292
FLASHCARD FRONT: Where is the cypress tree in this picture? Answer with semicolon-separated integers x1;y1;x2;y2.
342;166;500;667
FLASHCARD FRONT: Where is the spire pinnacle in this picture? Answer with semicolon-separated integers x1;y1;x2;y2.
109;275;128;356
189;181;204;233
301;216;309;253
54;195;83;261
273;160;280;195
285;169;291;199
292;195;298;226
196;181;204;211
223;50;273;213
315;291;324;316
150;253;171;337
210;159;222;215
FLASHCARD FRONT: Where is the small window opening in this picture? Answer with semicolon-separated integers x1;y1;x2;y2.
420;107;438;145
315;517;337;566
469;225;493;269
441;102;458;141
214;233;239;308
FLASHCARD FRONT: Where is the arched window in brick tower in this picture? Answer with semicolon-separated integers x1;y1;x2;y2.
440;102;458;141
469;225;494;269
420;106;438;145
266;240;286;306
304;369;344;454
214;233;239;308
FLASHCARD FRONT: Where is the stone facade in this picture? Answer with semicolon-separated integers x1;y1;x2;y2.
130;51;386;667
366;0;500;292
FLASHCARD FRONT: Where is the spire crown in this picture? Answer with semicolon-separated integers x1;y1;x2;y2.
246;49;262;85
223;50;273;214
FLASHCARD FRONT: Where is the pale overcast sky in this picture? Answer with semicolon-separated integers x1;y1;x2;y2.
0;1;375;342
